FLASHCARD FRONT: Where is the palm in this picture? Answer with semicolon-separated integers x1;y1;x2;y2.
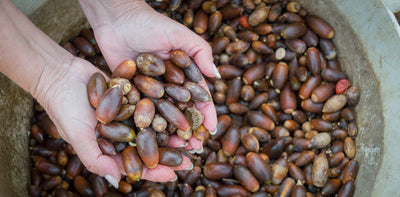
93;2;212;73
92;2;217;133
44;58;193;183
44;59;113;172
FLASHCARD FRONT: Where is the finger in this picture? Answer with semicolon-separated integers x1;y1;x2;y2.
142;165;177;182
167;134;189;148
115;152;190;181
168;25;219;78
194;78;218;132
70;133;121;188
169;155;193;171
113;153;178;182
111;154;125;174
184;137;203;151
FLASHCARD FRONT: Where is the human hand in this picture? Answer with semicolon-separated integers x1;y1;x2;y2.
40;58;198;188
79;0;219;134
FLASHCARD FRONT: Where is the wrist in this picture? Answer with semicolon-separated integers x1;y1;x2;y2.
33;57;77;110
0;0;76;104
78;0;149;30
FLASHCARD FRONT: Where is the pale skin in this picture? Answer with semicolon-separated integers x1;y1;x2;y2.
0;0;219;187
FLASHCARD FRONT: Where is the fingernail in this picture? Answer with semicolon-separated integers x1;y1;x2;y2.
188;146;204;154
197;145;204;154
185;162;194;171
105;175;119;189
212;63;221;79
210;128;218;135
170;174;178;182
179;142;189;148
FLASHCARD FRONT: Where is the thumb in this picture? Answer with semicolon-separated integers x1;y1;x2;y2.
71;135;121;188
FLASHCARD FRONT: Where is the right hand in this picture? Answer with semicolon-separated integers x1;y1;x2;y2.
83;0;219;133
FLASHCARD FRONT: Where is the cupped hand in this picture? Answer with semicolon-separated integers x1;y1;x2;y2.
42;57;196;188
89;0;219;133
40;58;121;184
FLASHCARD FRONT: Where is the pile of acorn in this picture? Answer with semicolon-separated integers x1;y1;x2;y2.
28;0;361;197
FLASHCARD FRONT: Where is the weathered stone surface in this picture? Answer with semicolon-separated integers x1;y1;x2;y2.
0;74;33;197
28;0;89;43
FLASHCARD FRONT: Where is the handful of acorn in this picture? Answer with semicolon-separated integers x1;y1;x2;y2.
87;50;211;181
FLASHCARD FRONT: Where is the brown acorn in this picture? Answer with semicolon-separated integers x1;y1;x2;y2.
248;111;275;131
217;185;248;197
87;72;107;108
306;47;321;76
272;62;289;91
233;165;260;192
193;10;209;34
108;78;132;95
212;115;232;139
74;37;95;56
225;77;242;105
281;22;307;39
212;36;230;54
164;59;185;84
182;82;211;102
65;155;83;179
134;98;155;128
133;75;164;98
280;83;297;114
278;177;295;197
344;137;356;159
248;7;270;26
272;158;288;185
250;93;269;110
97;138;117;156
96;86;123;124
136;53;166;76
114;104;135;121
311;133;331;149
158;147;183;167
204;162;233;180
225;40;251;55
222;127;240;156
112;60;137;80
74;176;95;197
183;61;203;83
209;11;222;35
122;146;143;181
305;15;334;39
170;50;191;68
97;122;135;142
322;94;347;113
241;133;260;153
312;153;329;187
243;63;265;85
165;83;191;102
157;99;191;132
137;128;159;169
218;65;244;80
246;152;272;184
